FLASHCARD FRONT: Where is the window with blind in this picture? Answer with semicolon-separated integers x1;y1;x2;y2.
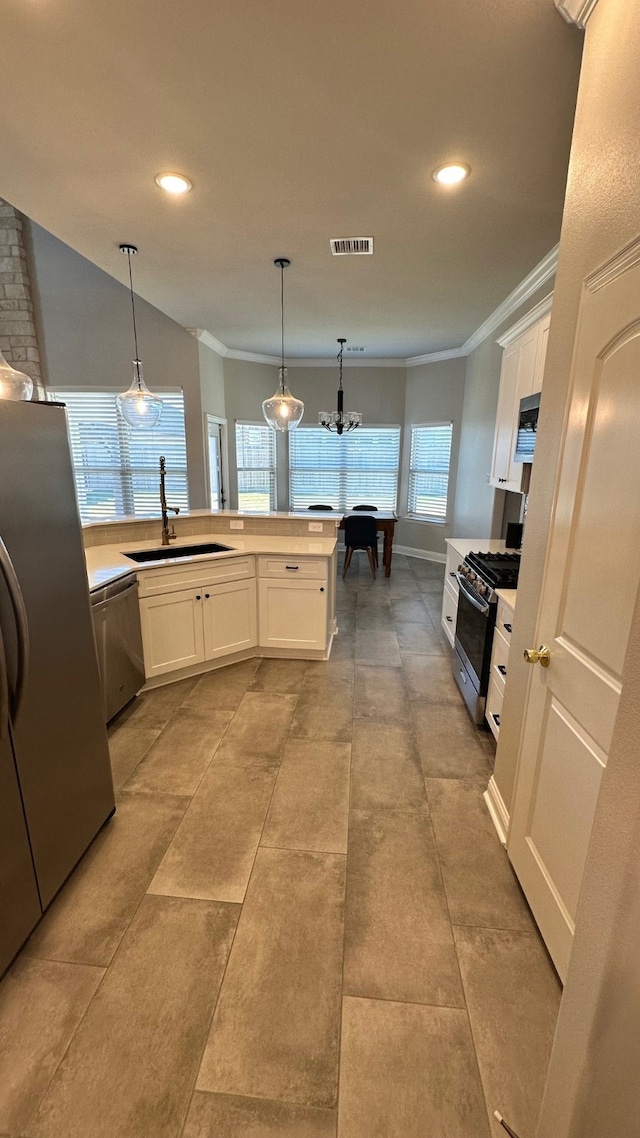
407;422;453;522
50;390;189;523
289;426;401;511
235;421;277;512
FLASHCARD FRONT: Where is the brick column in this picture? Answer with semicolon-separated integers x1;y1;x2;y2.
0;198;45;398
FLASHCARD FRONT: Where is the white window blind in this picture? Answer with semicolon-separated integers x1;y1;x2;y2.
235;421;277;512
408;423;453;522
50;390;189;523
289;426;400;511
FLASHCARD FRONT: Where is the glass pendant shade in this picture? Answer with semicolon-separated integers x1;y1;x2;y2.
262;367;304;433
0;348;33;401
116;359;163;429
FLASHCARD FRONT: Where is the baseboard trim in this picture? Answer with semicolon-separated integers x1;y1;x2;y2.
394;545;446;564
484;777;510;847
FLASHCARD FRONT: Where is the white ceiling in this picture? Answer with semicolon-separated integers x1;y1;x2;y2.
2;0;582;358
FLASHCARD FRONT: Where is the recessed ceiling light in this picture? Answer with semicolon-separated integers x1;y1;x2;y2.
155;172;192;194
432;163;470;185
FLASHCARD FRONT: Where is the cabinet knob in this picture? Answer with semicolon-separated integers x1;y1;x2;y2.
320;587;325;592
499;477;507;484
195;594;201;601
205;593;210;599
446;615;452;622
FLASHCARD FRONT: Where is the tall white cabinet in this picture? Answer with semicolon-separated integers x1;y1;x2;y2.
490;305;551;492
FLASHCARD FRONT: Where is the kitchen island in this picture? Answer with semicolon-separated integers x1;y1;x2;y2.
84;515;338;688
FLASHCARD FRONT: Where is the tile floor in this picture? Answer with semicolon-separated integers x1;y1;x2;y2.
0;553;561;1138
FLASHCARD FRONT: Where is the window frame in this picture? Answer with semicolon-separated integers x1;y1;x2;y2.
288;423;401;513
406;421;453;524
235;419;277;513
49;386;189;524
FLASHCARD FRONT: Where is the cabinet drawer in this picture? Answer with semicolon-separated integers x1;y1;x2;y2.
497;598;515;642
486;676;503;741
137;555;255;596
258;556;327;581
491;627;510;692
441;584;457;647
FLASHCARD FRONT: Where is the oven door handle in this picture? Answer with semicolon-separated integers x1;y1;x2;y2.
455;572;490;614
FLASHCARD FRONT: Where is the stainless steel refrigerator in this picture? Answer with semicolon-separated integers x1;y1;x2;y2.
0;400;115;976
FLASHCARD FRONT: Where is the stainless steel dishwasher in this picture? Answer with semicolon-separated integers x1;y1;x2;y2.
90;573;145;723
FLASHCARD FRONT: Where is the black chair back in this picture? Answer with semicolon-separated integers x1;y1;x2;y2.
344;515;378;548
352;504;378;511
308;504;333;510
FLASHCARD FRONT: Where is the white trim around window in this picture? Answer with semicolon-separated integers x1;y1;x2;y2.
407;422;453;523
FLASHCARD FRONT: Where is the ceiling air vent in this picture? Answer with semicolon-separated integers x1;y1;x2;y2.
330;237;374;256
346;346;366;352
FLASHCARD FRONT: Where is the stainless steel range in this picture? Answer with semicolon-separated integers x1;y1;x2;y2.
453;551;521;724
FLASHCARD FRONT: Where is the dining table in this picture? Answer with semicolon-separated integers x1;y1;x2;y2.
338;510;397;577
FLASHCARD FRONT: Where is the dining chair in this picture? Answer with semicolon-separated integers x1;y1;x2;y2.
307;504;333;510
342;515;377;579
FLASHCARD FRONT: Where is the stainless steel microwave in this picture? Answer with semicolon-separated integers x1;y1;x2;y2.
514;391;540;462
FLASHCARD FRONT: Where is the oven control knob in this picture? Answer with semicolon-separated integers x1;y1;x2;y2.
477;582;486;596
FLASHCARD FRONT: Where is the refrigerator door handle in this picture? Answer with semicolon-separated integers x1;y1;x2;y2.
0;623;9;739
0;536;30;722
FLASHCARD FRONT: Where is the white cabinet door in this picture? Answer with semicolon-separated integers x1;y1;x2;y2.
140;588;205;678
508;256;640;981
532;310;551;394
202;578;257;660
258;578;328;652
491;320;542;492
441;582;457;647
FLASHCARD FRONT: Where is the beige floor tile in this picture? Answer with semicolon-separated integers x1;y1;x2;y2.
26;896;239;1138
182;658;260;712
338;996;490;1138
454;925;561;1138
396;620;445;656
353;665;411;723
355;590;392;608
390;597;432;624
123;708;233;795
123;677;198;730
355;629;402;668
149;761;276;902
412;702;493;780
250;657;309;693
344;810;463;1006
350;720;428;813
262;740;351;854
387;579;421;601
426;779;534;930
197;847;345;1109
410;561;445;581
290;685;354;742
183;1092;336;1138
24;792;188;967
402;652;461;704
0;958;103;1135
216;692;297;763
304;658;355;686
418;577;447;594
107;724;161;791
355;605;396;631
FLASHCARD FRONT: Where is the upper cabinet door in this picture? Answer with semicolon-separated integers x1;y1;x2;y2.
490;312;549;493
532;311;551;395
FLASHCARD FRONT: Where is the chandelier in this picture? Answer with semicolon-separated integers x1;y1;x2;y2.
262;258;304;432
319;339;362;434
116;244;163;429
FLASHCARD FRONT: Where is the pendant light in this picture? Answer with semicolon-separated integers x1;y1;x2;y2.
116;244;163;429
262;258;304;432
0;348;33;401
319;338;362;434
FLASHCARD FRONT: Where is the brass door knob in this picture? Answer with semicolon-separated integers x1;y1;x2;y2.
524;645;551;667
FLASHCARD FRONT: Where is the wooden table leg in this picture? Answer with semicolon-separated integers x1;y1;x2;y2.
383;524;393;577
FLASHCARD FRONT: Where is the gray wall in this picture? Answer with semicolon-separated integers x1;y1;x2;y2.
453;281;555;539
28;223;209;509
396;358;467;556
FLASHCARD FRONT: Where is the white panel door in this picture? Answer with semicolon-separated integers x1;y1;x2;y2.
509;255;640;980
203;578;257;659
258;578;328;651
139;588;205;678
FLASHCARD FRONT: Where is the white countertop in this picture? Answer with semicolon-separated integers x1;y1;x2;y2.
86;533;337;591
446;536;512;558
495;587;517;609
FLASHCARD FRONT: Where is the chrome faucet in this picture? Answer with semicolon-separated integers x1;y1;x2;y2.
159;455;179;545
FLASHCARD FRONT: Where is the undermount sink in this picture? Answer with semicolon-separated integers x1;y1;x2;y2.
123;541;234;563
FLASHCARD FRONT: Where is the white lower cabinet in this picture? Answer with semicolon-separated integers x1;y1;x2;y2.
140;577;257;678
258;577;328;651
441;582;458;647
140;588;206;678
202;578;257;659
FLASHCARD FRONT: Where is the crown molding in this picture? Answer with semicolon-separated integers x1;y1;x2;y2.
188;244;558;367
496;292;554;347
555;0;599;28
586;234;640;293
406;347;466;368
